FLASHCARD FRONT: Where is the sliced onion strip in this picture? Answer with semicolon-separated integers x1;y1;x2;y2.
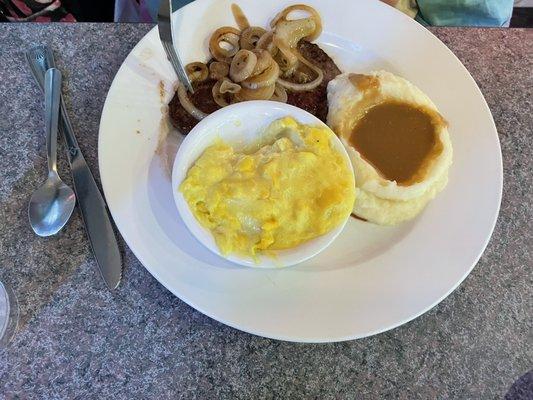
212;80;231;107
235;84;276;101
256;31;278;56
178;83;207;120
219;78;241;94
270;4;322;41
241;60;279;89
251;49;272;76
277;52;323;91
270;84;288;103
231;3;250;30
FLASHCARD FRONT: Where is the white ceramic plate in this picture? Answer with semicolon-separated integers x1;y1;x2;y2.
98;0;502;342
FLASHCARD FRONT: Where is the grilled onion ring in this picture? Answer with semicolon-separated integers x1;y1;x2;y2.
178;83;207;120
219;78;241;94
209;61;229;80
241;60;279;89
185;62;208;82
209;27;241;62
212;80;231;107
235;84;276;101
230;49;257;82
270;4;322;42
240;26;267;50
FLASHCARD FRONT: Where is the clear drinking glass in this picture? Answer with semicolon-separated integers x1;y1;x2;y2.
0;281;18;347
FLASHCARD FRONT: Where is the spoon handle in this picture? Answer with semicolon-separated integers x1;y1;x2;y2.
44;68;62;175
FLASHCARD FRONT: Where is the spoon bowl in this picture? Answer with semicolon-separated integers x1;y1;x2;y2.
29;172;76;237
28;68;76;237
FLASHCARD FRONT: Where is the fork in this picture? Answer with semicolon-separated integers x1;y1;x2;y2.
158;0;194;93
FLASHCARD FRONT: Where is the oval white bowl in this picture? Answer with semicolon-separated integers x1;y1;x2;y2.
171;100;355;268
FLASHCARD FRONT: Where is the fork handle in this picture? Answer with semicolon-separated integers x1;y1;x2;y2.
44;68;62;175
162;41;194;93
25;46;80;158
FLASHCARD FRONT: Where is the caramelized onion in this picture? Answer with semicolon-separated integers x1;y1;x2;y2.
209;27;241;62
274;18;316;73
277;52;323;91
239;26;267;50
231;3;250;30
182;4;325;117
178;83;207;120
230;49;257;82
209;61;229;80
294;70;311;83
185;62;208;82
212;80;231;107
269;5;323;85
235;84;276;101
256;31;278;56
274;18;316;48
219;78;241;94
251;49;272;76
275;51;297;76
270;84;288;103
270;4;322;41
241;60;279;89
269;6;324;90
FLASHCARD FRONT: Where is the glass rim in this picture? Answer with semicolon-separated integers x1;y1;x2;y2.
0;281;19;347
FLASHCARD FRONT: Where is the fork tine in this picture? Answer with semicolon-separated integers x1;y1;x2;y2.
163;41;194;93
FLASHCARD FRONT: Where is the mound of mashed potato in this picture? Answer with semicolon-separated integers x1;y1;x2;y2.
327;71;452;225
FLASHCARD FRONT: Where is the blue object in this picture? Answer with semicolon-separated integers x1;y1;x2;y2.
115;0;194;22
173;0;194;9
416;0;514;27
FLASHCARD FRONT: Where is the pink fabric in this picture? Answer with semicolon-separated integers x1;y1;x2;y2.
59;13;75;22
49;0;60;11
11;0;32;14
2;0;76;22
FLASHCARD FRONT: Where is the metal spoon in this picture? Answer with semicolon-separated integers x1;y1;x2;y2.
28;68;76;237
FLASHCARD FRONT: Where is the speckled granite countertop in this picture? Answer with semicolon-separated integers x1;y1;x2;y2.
0;24;531;399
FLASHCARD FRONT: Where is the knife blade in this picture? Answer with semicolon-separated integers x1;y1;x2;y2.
26;45;122;290
158;0;194;92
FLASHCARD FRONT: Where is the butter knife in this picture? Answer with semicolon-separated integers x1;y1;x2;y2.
158;0;194;92
26;45;122;290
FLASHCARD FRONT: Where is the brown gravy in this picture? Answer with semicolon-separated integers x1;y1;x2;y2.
349;102;438;185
